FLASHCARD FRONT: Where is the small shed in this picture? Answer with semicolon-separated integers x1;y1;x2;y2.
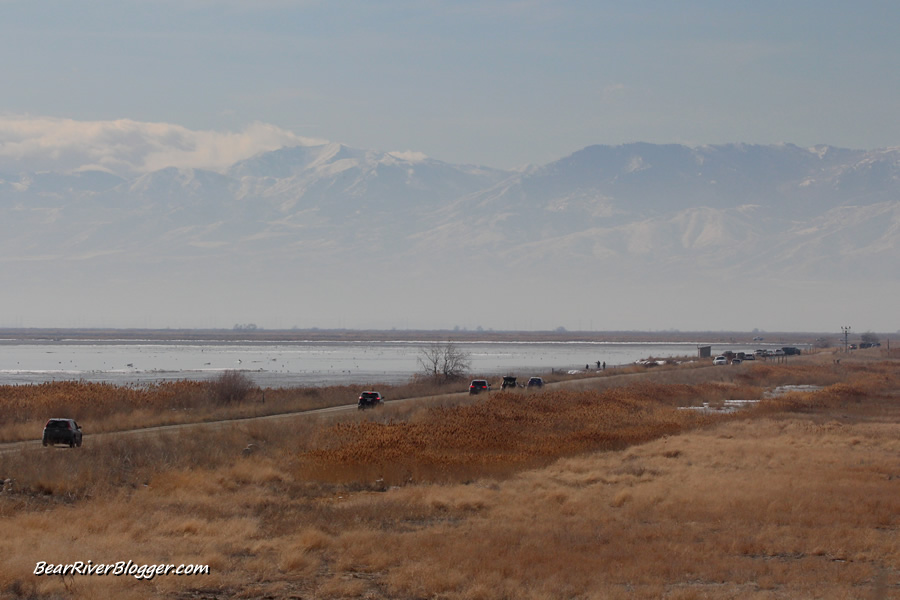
697;345;712;359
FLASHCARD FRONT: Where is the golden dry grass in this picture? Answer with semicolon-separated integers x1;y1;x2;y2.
0;356;898;599
296;385;724;486
0;375;473;443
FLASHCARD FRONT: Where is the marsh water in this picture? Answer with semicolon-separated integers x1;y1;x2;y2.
0;338;769;388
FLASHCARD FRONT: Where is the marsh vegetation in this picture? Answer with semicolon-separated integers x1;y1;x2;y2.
0;352;898;598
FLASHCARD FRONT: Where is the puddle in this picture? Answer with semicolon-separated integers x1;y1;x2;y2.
679;399;759;414
764;385;824;398
680;385;824;414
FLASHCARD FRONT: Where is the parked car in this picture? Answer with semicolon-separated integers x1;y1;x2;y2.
357;391;383;409
469;379;490;395
500;376;518;390
527;376;544;388
713;356;728;365
782;347;802;356
42;418;82;447
732;358;742;365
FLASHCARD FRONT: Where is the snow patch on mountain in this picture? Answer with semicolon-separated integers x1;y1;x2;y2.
3;140;900;329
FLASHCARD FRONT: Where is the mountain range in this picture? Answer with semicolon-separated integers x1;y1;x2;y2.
1;142;897;331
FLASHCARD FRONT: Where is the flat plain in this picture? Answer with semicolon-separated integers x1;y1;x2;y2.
1;347;898;599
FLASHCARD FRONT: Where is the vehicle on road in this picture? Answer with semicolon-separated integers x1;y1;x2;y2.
713;356;728;365
527;377;544;388
501;376;518;390
357;391;384;409
469;380;490;395
42;418;82;447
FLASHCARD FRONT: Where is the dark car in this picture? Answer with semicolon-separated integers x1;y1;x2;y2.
527;377;544;388
500;376;518;390
469;379;490;395
357;391;384;409
42;418;82;448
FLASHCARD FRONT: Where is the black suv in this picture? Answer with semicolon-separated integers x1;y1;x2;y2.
357;391;384;409
527;377;544;388
42;418;83;447
469;380;490;395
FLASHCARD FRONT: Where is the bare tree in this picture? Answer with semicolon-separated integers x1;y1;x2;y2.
814;336;835;349
208;370;255;405
417;341;471;382
861;331;880;345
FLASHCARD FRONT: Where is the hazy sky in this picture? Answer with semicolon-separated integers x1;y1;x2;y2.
1;1;898;334
2;0;899;170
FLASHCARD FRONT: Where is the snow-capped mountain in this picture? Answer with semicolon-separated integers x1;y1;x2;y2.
2;142;898;330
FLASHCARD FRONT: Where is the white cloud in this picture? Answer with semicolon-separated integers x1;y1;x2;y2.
0;115;324;177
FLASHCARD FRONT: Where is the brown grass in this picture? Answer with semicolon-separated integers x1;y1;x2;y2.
0;356;898;599
0;374;476;443
296;386;724;485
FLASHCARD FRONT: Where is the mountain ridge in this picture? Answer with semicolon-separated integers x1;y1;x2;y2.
2;141;898;330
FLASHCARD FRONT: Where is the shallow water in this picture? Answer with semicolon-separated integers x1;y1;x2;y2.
0;338;769;388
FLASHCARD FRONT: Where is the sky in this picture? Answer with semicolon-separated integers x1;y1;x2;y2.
1;1;899;334
1;0;899;172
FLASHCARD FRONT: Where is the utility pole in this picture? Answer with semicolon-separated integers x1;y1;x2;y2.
841;326;851;353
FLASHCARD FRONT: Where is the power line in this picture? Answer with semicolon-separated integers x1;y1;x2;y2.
841;325;851;353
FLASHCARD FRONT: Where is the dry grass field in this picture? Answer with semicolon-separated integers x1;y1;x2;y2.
0;375;475;444
0;353;898;599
